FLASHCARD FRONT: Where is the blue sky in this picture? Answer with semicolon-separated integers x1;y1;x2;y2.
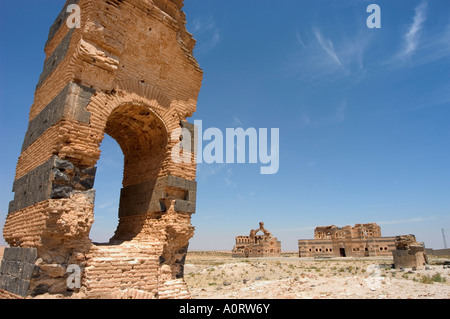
1;0;449;251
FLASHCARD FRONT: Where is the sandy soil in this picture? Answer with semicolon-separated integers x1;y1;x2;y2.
184;252;450;299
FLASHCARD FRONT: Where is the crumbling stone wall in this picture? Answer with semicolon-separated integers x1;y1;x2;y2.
392;235;428;269
1;0;202;299
232;222;282;258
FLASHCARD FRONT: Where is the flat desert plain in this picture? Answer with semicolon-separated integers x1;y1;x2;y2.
1;248;448;299
184;251;450;299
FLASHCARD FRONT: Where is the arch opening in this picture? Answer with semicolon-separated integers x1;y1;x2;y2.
89;134;123;244
90;103;169;244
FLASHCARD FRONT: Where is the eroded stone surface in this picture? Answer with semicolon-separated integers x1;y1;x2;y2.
392;235;429;269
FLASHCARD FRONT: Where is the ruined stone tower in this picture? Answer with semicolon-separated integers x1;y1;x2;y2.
0;0;202;299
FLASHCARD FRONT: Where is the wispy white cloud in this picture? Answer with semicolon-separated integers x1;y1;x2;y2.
384;2;450;68
313;27;344;69
190;16;222;55
400;1;428;58
288;26;369;83
409;20;450;66
295;30;307;48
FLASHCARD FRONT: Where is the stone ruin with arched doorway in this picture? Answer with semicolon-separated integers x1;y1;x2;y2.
0;0;202;299
298;223;396;258
232;222;282;258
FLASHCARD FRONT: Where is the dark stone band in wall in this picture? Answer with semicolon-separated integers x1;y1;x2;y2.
22;82;94;152
9;156;96;214
119;175;197;217
9;158;55;214
0;247;38;297
45;0;80;47
36;28;74;90
174;200;196;214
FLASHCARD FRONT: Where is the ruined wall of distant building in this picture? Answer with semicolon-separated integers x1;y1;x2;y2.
232;223;281;258
392;235;428;269
425;248;450;256
298;223;396;258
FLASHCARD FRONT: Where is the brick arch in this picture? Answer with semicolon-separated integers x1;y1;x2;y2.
86;82;197;175
104;102;169;186
86;84;179;161
2;0;201;299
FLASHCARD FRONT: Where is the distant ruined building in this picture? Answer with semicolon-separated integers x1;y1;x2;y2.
298;223;396;258
232;222;281;258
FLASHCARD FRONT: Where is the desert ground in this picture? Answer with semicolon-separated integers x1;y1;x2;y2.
1;247;449;299
184;251;450;299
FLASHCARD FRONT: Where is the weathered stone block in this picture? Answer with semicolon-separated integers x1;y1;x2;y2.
45;0;80;46
187;190;197;202
51;185;73;199
20;263;37;280
9;157;56;213
167;176;187;190
53;168;70;182
23;248;37;264
36;29;74;89
186;202;196;214
22;83;93;151
174;200;187;213
188;180;197;192
55;157;75;171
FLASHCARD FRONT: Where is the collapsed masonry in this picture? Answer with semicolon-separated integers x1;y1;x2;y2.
0;0;202;299
392;235;428;269
298;223;396;258
232;222;282;258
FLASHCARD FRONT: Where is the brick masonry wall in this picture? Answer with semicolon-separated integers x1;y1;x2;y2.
4;0;202;299
83;243;161;298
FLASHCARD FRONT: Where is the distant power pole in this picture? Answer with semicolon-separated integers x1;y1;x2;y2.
443;229;448;249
